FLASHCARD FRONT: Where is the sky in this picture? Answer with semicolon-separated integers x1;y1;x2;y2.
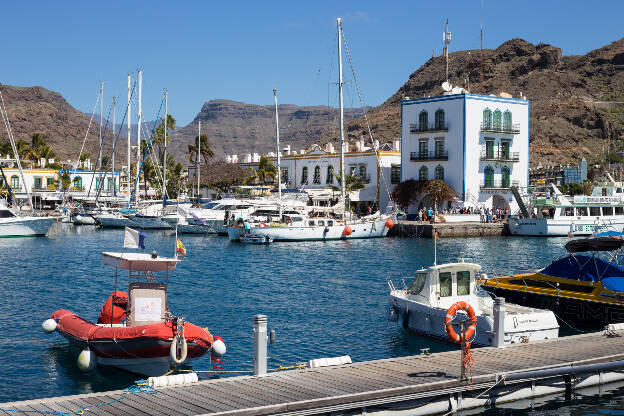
2;1;623;126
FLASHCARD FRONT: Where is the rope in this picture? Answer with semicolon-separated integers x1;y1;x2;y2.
463;340;475;386
170;363;307;375
0;382;156;415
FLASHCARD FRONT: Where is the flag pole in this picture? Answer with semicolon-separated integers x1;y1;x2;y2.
175;204;179;259
434;227;437;266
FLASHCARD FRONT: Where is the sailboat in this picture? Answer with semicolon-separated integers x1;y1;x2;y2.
0;87;56;237
227;18;394;242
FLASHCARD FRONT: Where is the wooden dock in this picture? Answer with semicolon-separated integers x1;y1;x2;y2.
3;330;624;415
388;220;510;238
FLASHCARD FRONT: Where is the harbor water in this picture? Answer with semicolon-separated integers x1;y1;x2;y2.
0;223;619;414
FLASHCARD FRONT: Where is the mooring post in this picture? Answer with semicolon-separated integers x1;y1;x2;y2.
253;314;268;376
460;321;466;380
493;297;505;348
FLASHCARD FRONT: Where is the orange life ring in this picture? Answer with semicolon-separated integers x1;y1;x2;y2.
444;301;477;343
258;222;267;228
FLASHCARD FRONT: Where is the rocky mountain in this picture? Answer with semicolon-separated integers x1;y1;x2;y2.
169;100;363;162
0;85;122;165
337;38;624;166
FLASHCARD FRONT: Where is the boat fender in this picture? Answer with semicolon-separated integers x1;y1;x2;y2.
385;218;395;229
170;336;188;364
259;222;266;228
444;301;477;343
212;336;226;357
77;347;97;372
42;318;57;333
343;225;353;236
388;306;399;322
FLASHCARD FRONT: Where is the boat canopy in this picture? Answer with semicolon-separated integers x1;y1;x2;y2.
541;255;624;292
594;231;624;238
564;237;624;253
102;252;180;271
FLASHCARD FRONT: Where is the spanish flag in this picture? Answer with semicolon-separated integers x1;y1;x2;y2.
176;239;186;258
434;228;441;239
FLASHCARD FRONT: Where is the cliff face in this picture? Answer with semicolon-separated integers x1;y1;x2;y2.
0;85;121;164
338;38;624;166
169;100;362;162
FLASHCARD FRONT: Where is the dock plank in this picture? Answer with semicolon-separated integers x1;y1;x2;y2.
4;330;624;416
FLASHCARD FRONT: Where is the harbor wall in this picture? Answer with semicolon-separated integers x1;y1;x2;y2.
389;220;510;238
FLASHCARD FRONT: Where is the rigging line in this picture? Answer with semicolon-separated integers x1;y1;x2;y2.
127;96;165;208
141;117;166;193
340;25;394;210
77;90;101;166
0;85;34;213
88;100;114;201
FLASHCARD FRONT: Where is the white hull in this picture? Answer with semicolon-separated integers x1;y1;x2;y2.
390;292;558;346
509;217;624;236
227;218;390;241
94;214;137;228
72;214;97;225
0;217;56;237
129;214;172;230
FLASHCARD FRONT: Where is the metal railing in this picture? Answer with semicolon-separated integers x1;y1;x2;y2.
480;148;520;161
409;123;448;133
355;174;371;184
480;179;519;190
480;122;520;134
410;151;449;161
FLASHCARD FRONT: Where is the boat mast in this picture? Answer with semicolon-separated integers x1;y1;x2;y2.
273;88;282;218
112;95;116;198
197;120;201;199
162;89;168;205
337;18;346;219
136;70;142;204
127;73;131;203
97;81;104;202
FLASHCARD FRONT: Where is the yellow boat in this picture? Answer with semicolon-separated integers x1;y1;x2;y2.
479;236;624;328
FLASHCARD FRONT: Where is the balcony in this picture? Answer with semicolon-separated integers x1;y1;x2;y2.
410;151;449;161
480;148;520;162
480;122;520;134
480;180;519;190
409;123;448;133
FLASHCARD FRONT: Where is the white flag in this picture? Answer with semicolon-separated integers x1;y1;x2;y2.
123;227;146;249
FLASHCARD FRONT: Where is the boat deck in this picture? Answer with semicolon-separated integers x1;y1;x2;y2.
2;329;624;415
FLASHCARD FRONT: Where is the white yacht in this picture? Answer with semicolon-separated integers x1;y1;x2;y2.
163;199;257;235
0;201;56;237
128;203;172;230
510;181;624;236
388;261;559;346
92;210;137;228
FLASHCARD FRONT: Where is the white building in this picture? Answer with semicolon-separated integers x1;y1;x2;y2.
229;139;401;212
401;92;529;214
68;169;122;197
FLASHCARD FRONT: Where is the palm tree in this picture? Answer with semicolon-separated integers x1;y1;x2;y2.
0;141;12;156
79;152;91;168
31;133;46;151
153;114;176;160
253;156;277;184
39;145;55;164
188;134;214;165
332;172;365;211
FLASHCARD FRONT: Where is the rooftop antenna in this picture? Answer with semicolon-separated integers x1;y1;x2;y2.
480;0;484;93
443;19;451;83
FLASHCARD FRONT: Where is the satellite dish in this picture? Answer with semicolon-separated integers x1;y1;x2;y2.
441;81;452;92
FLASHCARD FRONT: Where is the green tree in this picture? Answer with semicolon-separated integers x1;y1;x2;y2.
79;152;91;168
252;156;277;184
424;179;457;211
15;139;30;160
187;134;214;165
153;114;176;160
101;155;111;170
332;172;366;209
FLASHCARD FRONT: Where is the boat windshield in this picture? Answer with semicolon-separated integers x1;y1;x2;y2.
0;209;16;218
408;273;427;295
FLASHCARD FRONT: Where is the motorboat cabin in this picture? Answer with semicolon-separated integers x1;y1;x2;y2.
388;261;559;346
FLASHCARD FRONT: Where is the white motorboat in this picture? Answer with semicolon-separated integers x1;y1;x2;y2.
0;202;56;237
129;204;171;230
510;182;624;236
388;261;559;346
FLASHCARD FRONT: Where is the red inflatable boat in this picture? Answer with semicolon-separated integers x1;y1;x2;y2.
43;252;224;376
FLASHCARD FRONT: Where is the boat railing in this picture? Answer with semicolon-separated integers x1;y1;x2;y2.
387;278;396;291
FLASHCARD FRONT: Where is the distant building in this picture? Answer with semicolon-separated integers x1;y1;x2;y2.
563;157;587;184
400;92;529;213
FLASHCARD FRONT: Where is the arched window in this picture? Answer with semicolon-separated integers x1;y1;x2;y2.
419;166;428;181
326;165;334;184
435;109;445;130
301;167;308;185
483;108;492;129
502;166;511;188
435;165;444;180
503;111;512;131
10;175;19;189
484;166;494;188
313;165;321;184
73;176;82;189
419;110;428;131
493;110;502;130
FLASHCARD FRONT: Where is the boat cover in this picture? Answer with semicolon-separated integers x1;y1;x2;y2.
594;231;624;238
564;237;624;253
541;255;624;292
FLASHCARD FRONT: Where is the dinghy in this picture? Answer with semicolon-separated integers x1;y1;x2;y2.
43;251;225;376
